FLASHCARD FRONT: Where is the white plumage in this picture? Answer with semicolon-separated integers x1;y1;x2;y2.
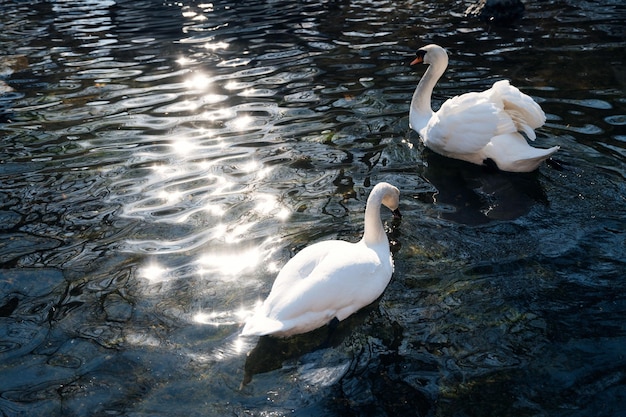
409;44;559;172
241;182;401;337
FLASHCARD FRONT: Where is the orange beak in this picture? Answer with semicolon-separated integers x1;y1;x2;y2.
410;56;424;66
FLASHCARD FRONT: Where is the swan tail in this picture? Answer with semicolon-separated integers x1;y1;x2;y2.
485;133;560;172
511;145;560;172
241;315;286;337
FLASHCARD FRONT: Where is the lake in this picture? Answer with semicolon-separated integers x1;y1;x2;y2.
0;0;624;416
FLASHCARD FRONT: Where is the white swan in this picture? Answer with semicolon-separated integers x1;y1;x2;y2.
241;182;401;337
409;44;559;172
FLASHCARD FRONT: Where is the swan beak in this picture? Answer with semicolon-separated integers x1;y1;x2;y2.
392;208;402;219
410;56;423;66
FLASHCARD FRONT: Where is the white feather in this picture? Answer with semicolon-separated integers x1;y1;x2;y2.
410;45;558;172
241;182;400;337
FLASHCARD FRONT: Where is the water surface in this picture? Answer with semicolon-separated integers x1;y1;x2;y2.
1;1;625;416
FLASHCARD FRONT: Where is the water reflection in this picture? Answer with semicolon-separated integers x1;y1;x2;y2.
242;303;378;387
198;247;264;277
138;262;170;283
418;149;550;224
193;308;250;328
1;0;625;415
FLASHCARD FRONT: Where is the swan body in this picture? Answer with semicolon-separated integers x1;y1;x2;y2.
409;44;559;172
241;182;401;337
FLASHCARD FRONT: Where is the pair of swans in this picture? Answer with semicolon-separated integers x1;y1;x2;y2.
242;44;558;338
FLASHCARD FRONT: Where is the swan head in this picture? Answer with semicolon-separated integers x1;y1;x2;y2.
410;44;448;67
380;184;402;218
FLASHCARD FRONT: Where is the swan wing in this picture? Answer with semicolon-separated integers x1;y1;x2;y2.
423;91;515;155
489;80;546;140
268;244;390;321
241;241;346;336
267;240;351;296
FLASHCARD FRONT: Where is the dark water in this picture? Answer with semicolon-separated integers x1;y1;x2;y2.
0;0;625;416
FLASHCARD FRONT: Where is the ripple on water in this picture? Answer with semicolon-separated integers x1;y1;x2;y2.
0;0;625;415
605;114;626;126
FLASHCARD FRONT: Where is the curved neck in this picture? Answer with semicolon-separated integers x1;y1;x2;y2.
410;58;447;129
362;190;387;246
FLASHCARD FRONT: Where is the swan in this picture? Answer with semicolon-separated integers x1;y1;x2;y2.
241;182;401;337
409;44;559;172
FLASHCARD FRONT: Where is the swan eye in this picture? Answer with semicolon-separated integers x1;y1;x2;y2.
411;50;427;66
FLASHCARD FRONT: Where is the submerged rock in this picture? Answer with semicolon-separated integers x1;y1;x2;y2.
0;55;28;77
0;233;62;265
0;55;28;93
0;268;65;298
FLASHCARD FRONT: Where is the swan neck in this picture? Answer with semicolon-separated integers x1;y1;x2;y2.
362;192;387;246
410;59;446;125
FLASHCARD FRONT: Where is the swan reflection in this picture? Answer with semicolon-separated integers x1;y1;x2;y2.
421;150;549;224
240;306;375;386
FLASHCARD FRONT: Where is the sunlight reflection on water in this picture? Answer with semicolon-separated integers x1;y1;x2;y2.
113;51;299;297
193;307;251;328
198;247;263;277
1;0;625;415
